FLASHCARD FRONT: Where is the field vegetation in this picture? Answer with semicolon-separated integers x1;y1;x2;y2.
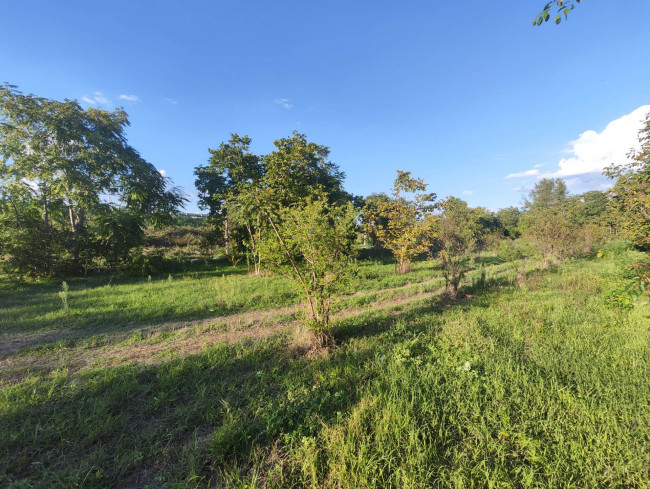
1;247;649;487
1;84;650;487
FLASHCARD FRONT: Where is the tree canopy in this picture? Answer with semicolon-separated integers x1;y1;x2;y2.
0;84;185;276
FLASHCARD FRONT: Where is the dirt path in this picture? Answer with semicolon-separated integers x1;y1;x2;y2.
0;275;445;359
0;283;442;384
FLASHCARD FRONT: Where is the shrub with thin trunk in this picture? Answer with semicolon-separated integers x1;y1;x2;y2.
262;197;357;347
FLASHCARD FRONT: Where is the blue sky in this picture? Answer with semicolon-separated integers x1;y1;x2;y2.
2;0;649;212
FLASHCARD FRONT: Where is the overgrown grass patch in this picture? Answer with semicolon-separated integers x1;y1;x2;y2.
1;253;648;487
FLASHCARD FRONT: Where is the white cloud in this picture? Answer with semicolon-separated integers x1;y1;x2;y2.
553;105;650;177
533;163;545;168
93;92;109;104
80;92;110;106
165;97;178;105
504;105;650;191
274;98;293;109
462;190;474;195
505;169;539;179
119;94;140;102
158;169;167;177
511;185;532;193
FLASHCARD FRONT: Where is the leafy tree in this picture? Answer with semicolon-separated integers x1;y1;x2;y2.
360;192;392;248
262;197;357;346
363;171;436;273
524;178;568;210
520;179;579;266
533;0;582;26
261;131;350;210
605;112;650;249
568;190;609;225
194;134;263;257
496;206;521;238
435;197;482;299
0;84;185;276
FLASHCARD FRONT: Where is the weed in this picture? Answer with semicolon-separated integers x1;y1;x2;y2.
58;281;70;316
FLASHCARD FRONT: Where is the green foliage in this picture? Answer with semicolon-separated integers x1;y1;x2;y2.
520;178;582;266
435;197;483;298
362;171;436;274
130;253;165;277
263;197;357;340
58;281;70;315
144;225;212;255
496;206;521;238
533;0;582;26
605;111;650;249
261;132;350;210
0;84;185;277
194;134;263;219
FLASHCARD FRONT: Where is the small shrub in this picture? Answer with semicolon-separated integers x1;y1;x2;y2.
58;281;70;315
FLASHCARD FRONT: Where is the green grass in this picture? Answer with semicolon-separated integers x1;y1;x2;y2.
1;252;649;487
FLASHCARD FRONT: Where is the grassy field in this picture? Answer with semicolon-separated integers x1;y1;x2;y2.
1;251;648;487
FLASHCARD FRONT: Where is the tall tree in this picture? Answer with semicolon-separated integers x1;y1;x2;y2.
0;84;184;276
261;131;349;211
363;171;436;274
194;134;263;255
520;178;577;267
523;178;568;210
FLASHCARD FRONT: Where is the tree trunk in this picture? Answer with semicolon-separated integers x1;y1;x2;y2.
448;279;459;299
224;217;230;255
397;259;411;274
68;204;85;263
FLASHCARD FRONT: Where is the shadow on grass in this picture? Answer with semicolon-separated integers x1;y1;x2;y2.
0;334;378;488
1;268;526;487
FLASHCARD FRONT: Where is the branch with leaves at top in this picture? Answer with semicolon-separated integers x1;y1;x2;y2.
533;0;582;26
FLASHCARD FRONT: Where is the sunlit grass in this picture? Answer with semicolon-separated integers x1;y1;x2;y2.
1;252;648;487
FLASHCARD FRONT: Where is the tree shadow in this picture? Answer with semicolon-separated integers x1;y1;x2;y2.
0;333;377;487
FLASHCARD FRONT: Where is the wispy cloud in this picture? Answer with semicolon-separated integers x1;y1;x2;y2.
81;92;111;106
119;94;140;102
512;185;532;193
93;92;109;104
505;169;540;179
164;97;178;105
274;98;293;109
462;190;474;195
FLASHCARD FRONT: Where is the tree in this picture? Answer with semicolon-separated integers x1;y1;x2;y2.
360;192;392;248
496;206;521;238
363;171;436;273
533;0;582;26
605;112;650;249
435;197;482;299
262;197;357;346
261;131;350;210
519;179;578;266
194;134;263;257
0;84;185;276
523;178;568;210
